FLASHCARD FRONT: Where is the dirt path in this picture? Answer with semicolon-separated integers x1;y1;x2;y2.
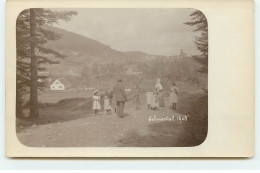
17;97;189;147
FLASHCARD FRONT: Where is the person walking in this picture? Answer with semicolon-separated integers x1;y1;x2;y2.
113;79;127;118
169;82;178;110
155;78;165;107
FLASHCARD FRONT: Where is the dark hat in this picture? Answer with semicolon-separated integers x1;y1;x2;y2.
117;78;122;82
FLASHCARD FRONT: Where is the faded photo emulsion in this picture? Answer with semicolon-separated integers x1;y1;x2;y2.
16;8;208;147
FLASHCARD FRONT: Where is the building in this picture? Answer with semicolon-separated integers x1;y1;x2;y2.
67;66;82;77
67;69;81;77
50;78;71;90
126;67;143;75
180;49;185;58
84;87;95;91
71;51;79;55
125;88;132;93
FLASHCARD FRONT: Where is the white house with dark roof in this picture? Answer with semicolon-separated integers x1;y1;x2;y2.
50;78;71;90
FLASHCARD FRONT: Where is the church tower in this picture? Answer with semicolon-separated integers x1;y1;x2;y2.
180;49;184;58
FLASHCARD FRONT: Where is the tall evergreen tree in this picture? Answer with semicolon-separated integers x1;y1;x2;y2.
184;10;208;73
16;8;77;118
29;9;38;117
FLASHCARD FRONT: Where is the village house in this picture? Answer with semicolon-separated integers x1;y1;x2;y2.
126;67;143;75
67;66;82;77
167;49;186;61
71;51;79;55
84;87;95;91
125;88;132;93
50;78;71;90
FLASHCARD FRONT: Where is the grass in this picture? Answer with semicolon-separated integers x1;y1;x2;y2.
16;97;94;131
176;92;208;146
118;92;208;147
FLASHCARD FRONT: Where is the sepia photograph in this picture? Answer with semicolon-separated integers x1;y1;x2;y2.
15;8;208;147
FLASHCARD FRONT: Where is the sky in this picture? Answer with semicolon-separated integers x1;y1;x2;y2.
53;8;201;56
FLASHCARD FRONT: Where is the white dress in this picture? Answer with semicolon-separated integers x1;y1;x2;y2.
151;94;159;108
92;95;101;110
155;82;163;92
145;92;153;105
169;86;178;104
155;82;165;107
104;98;112;110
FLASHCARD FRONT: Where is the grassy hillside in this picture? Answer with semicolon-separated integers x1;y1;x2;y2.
39;25;206;91
44;25;126;61
41;25;168;86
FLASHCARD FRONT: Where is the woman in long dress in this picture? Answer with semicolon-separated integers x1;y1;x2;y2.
150;90;159;110
155;78;165;107
92;90;101;115
169;82;178;110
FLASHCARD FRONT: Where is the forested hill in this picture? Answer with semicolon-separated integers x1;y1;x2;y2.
43;25;165;64
41;25;168;85
41;25;204;88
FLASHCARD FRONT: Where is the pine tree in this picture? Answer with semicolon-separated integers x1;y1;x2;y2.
29;9;38;117
16;9;31;117
16;8;77;118
184;10;208;73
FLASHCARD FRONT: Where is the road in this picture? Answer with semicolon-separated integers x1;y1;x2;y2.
17;97;189;147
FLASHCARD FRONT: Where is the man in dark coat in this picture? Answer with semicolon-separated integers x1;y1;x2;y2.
113;79;127;118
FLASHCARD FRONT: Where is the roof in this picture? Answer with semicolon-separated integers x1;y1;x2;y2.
51;78;71;86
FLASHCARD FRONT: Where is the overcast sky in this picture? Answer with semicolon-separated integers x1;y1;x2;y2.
53;8;200;56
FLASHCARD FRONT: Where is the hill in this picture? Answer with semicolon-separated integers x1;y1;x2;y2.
42;25;167;84
43;25;165;64
40;25;205;89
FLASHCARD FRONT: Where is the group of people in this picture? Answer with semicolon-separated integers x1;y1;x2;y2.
92;78;127;117
144;79;178;111
91;78;179;118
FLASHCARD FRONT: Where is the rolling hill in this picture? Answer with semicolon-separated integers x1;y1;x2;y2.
43;25;165;64
41;25;169;85
40;25;204;89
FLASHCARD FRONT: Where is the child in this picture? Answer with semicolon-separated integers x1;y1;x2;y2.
145;89;153;109
92;90;101;115
105;89;116;113
150;91;159;110
104;95;112;115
